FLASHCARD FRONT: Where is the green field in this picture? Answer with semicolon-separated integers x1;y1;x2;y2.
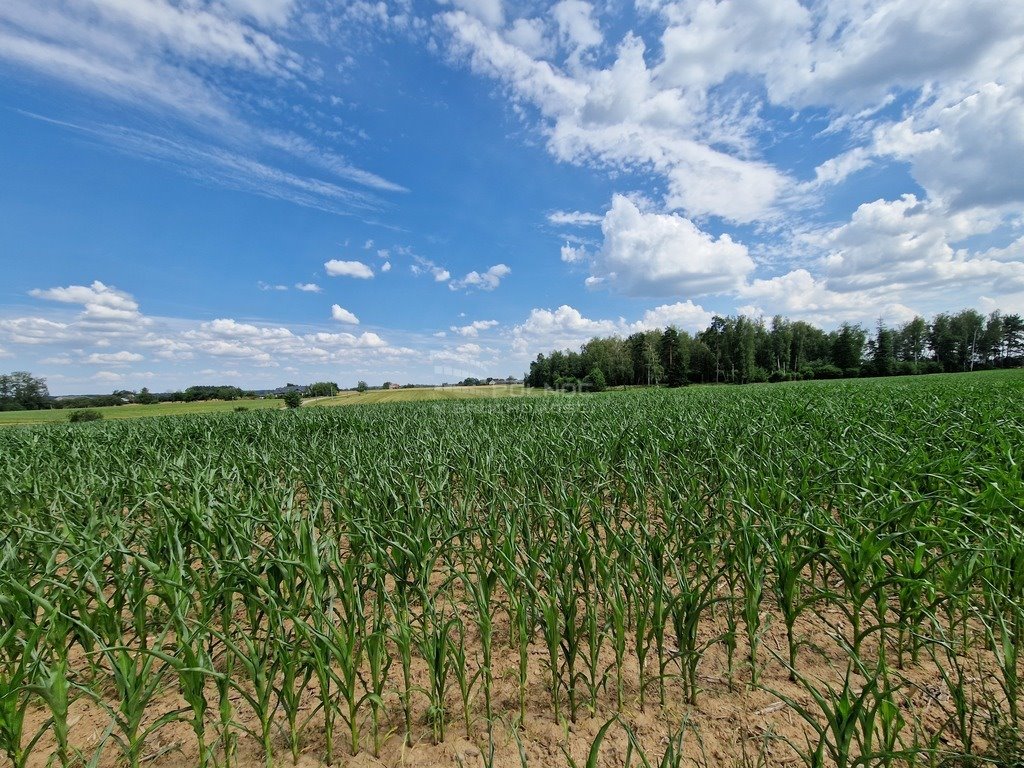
0;386;542;426
0;397;284;426
2;370;1022;768
312;383;543;407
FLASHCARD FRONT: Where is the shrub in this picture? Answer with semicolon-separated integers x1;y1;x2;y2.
584;367;607;392
554;375;580;392
283;391;302;409
233;406;249;413
749;367;769;383
69;409;102;423
811;363;843;379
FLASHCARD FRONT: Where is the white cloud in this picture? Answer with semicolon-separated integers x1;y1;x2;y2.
93;370;126;383
505;18;553;59
873;82;1024;212
513;304;621;347
736;269;918;326
304;331;386;348
259;281;289;291
575;194;754;297
411;256;451;282
28;279;148;328
631;301;713;333
552;0;602;54
441;12;789;222
331;304;360;324
449;263;511;291
0;317;74;345
295;282;322;292
446;0;504;28
83;350;145;365
381;261;392;272
548;210;602;226
30;279;137;312
324;259;374;278
815;194;1022;294
0;0;304;125
451;319;499;337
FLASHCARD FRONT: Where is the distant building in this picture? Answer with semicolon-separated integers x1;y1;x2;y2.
388;382;401;389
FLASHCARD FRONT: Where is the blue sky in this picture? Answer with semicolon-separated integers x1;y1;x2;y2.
1;0;1022;394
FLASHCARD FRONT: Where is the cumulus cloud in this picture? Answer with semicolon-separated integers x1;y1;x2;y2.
0;317;74;345
451;319;499;336
441;12;789;221
573;195;754;296
512;304;622;349
873;82;1024;212
324;259;374;278
631;301;714;333
295;282;322;292
449;264;511;291
331;304;360;324
30;280;138;312
815;194;1022;295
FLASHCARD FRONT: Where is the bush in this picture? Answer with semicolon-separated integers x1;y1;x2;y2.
69;409;102;423
554;375;580;392
811;363;843;379
749;366;769;383
233;406;249;413
583;366;607;392
283;391;302;409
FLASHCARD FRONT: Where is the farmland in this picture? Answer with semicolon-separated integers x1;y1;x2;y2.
0;387;541;428
311;384;542;408
1;370;1022;768
0;398;285;427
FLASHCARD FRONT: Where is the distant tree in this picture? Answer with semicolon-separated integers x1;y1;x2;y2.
135;387;157;405
381;381;391;390
897;316;928;364
870;319;897;376
0;371;50;411
183;385;244;402
356;380;368;393
830;323;867;371
283;390;302;408
584;366;607;392
1003;313;1024;360
306;381;339;397
659;327;688;387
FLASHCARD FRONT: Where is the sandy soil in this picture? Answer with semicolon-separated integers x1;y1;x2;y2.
20;587;1002;768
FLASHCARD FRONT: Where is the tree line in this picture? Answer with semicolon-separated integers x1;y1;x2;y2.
524;309;1024;389
0;378;342;411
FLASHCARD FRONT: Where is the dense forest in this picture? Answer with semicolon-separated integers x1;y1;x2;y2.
525;309;1024;389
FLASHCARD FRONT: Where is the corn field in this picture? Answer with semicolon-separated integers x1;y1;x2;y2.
2;372;1022;767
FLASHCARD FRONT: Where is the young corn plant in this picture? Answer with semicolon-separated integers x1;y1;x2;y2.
420;604;458;745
